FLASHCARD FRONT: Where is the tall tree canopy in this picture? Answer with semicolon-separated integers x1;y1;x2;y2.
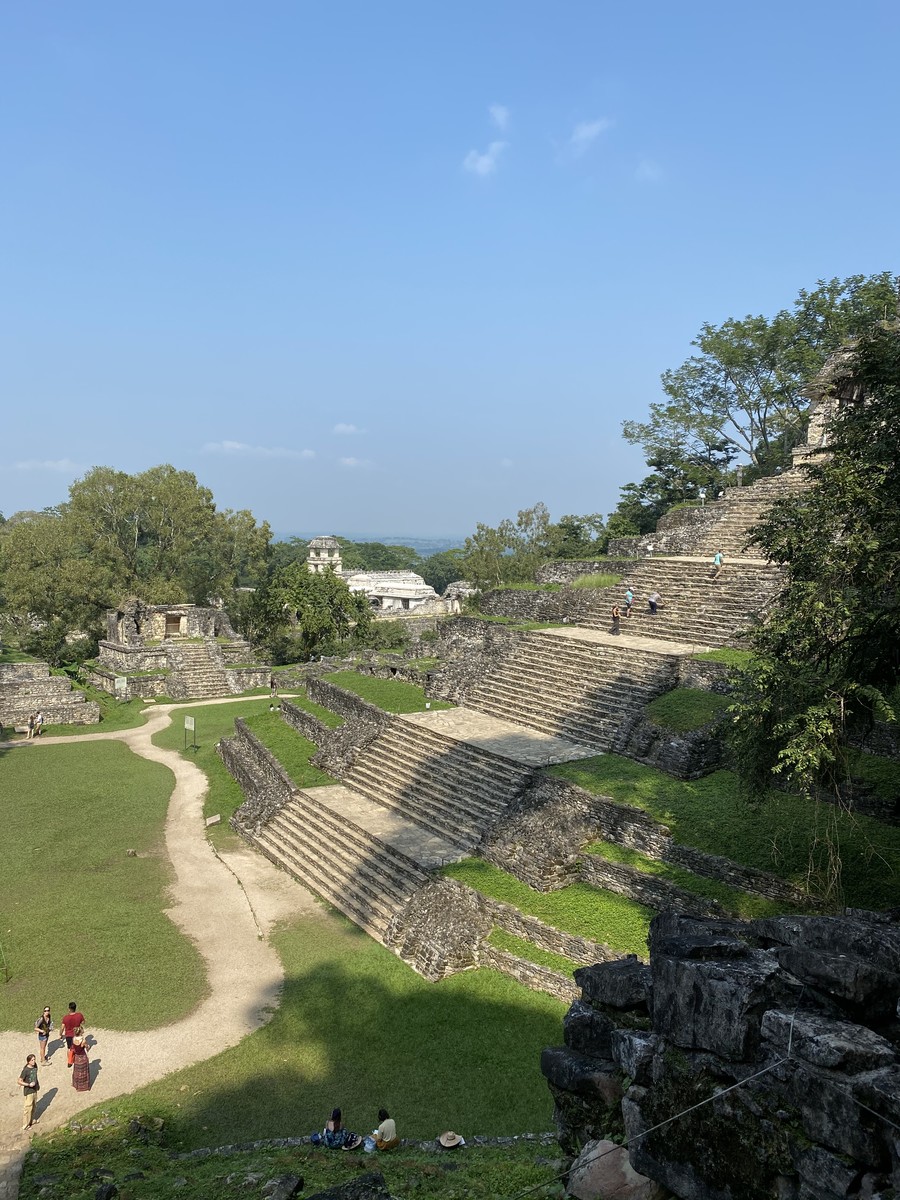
0;465;270;639
729;324;900;803
613;274;900;534
460;503;607;590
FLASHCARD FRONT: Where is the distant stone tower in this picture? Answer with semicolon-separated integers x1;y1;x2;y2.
307;535;343;575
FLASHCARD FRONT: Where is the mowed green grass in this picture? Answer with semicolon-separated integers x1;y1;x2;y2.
443;858;651;957
550;756;900;909
59;912;565;1148
242;711;336;789
150;698;281;849
324;672;454;714
0;741;207;1031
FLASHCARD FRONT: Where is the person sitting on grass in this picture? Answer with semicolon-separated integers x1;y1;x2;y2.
323;1107;361;1149
373;1108;399;1151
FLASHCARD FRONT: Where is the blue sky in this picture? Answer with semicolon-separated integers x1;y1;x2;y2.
2;1;898;538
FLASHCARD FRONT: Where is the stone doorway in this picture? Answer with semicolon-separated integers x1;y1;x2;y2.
165;613;183;638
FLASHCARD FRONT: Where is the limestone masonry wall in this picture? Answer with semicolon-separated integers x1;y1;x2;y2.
429;618;527;703
536;558;638;585
543;911;900;1199
221;719;296;834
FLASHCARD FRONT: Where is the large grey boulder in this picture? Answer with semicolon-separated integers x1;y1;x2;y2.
567;1139;670;1200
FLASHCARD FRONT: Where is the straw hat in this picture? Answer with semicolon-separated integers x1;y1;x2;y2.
439;1131;464;1148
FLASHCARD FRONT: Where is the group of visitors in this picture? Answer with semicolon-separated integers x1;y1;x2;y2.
311;1107;463;1154
18;1001;91;1131
610;588;661;634
26;710;44;739
311;1106;400;1153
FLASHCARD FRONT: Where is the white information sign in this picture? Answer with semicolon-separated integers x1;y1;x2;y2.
114;675;128;696
184;715;196;731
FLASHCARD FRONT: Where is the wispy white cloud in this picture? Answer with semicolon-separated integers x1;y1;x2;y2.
339;456;373;469
569;117;613;156
201;440;315;460
635;158;663;183
463;141;507;177
14;457;81;472
489;103;510;132
333;423;364;435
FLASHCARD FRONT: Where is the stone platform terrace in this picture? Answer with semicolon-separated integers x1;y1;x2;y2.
399;706;598;765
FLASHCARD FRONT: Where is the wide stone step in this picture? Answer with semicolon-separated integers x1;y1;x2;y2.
467;696;616;752
345;743;520;817
344;756;509;831
253;828;391;937
483;654;672;698
371;727;531;791
341;769;484;851
268;810;416;911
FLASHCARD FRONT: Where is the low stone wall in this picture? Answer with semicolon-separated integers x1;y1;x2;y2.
0;662;101;724
484;893;619;967
429;618;526;703
96;640;169;673
676;657;733;694
301;678;391;775
479;944;578;1003
225;666;270;692
617;714;725;778
478;589;574;623
220;719;296;834
579;854;721;918
536;558;637;585
85;664;169;699
608;503;724;558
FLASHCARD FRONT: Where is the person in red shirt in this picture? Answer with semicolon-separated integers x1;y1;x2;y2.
61;1002;85;1067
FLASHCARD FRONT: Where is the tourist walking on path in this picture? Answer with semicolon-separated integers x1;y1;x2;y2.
648;591;661;616
61;1002;85;1067
624;587;634;618
269;673;277;698
26;714;35;740
711;550;725;580
18;1055;39;1131
34;1007;53;1064
610;604;622;636
35;711;44;736
71;1034;91;1091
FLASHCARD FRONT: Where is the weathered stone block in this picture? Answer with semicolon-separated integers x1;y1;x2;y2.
576;958;651;1012
789;1144;859;1200
762;1010;897;1073
566;1139;669;1200
541;1047;623;1106
610;1029;657;1084
564;1000;617;1058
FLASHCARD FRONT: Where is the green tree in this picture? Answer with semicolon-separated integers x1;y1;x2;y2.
420;547;466;594
729;325;900;807
548;513;607;560
338;540;425;573
269;562;372;659
0;466;270;636
616;274;899;533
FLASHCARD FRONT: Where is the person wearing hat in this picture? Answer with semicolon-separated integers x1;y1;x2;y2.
438;1131;466;1150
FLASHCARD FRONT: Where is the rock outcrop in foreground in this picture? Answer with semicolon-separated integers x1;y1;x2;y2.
543;911;900;1200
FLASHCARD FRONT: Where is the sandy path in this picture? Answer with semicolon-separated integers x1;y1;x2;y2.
0;699;317;1197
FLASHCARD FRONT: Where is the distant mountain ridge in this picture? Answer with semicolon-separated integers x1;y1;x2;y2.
271;532;465;558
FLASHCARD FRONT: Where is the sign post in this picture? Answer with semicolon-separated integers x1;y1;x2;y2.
184;714;197;751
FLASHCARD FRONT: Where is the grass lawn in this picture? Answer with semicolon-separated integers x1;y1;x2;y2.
324;672;455;714
486;928;579;976
585;842;787;919
40;912;566;1149
549;756;900;909
243;710;336;789
443;858;651;957
150;697;279;849
0;646;37;663
645;687;731;731
24;1128;564;1200
0;741;207;1031
287;691;345;729
570;572;623;589
692;648;754;667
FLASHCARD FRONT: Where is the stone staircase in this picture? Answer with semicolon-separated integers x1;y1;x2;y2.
252;786;431;939
576;560;783;648
465;631;678;752
690;471;813;558
342;719;534;853
165;639;232;698
0;662;100;726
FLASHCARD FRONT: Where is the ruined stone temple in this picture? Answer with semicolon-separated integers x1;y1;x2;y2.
91;599;269;699
217;344;899;1198
305;535;447;613
0;662;100;728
